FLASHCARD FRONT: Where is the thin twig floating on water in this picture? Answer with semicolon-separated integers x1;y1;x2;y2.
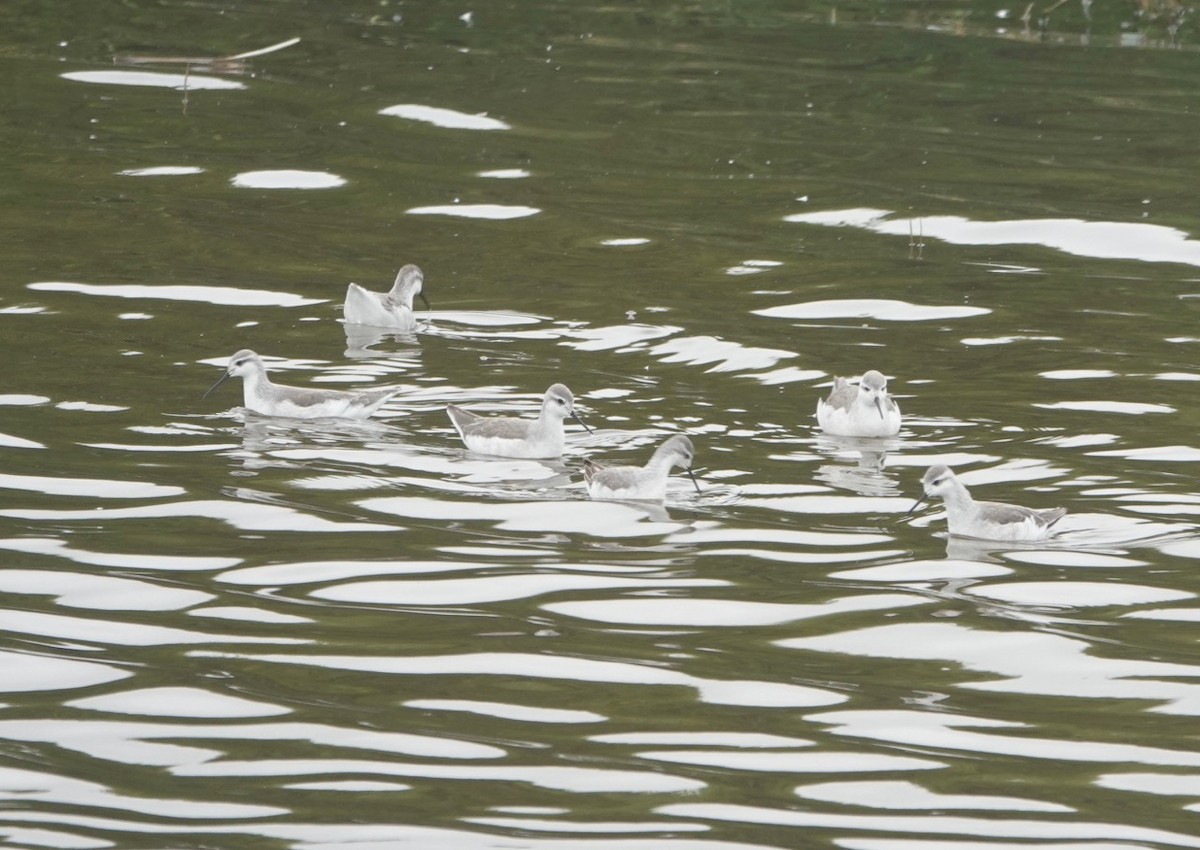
908;218;925;261
114;37;301;73
219;37;302;61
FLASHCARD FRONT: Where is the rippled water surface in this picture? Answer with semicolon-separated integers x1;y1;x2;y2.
5;1;1200;847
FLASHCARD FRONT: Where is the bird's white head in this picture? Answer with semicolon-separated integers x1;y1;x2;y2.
858;370;891;418
920;464;958;500
203;349;264;399
391;264;429;311
661;434;696;470
660;434;702;493
543;383;593;433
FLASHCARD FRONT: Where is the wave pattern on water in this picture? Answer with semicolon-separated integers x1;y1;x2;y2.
7;3;1200;848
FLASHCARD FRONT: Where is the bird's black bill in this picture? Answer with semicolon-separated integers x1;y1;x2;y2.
904;495;926;517
573;412;594;435
418;291;431;311
203;371;232;400
685;467;702;495
874;397;885;420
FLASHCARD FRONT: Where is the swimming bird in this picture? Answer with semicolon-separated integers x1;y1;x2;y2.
816;370;901;437
909;464;1066;542
204;349;400;419
583;435;701;501
446;383;592;458
343;264;429;330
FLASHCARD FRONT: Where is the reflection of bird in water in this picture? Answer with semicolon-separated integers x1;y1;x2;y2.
343;264;430;330
233;415;398;474
909;465;1067;542
817;370;901;437
815;458;900;497
944;536;1012;564
343;323;420;359
813;436;898;497
204;350;401;420
583;435;701;502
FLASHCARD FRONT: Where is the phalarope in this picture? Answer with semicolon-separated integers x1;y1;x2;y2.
584;435;701;501
343;264;429;330
909;464;1066;542
816;370;901;437
446;383;592;458
204;349;400;419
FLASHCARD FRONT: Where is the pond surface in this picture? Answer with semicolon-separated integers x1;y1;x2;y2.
4;1;1200;848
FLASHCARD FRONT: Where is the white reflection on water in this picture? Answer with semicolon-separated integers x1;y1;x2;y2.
0;765;283;820
754;298;990;322
964;580;1191;608
479;168;530;178
407;204;540;219
560;323;681;353
359;496;686;536
1096;771;1200;797
175;758;705;794
0;472;183;499
61;70;245;90
118;166;205;176
0;430;44;449
0;650;129;693
648;335;796;372
748;365;827;386
0;610;305;648
230;170;346;189
0;537;239;571
787;207;1200;267
542;593;925;627
780;622;1200;714
404;700;605;724
188;606;313;625
592;732;814;747
794;779;1073;812
463;816;708;834
0;394;50;405
67;687;289;718
194;650;847;708
829;558;1010;581
809;708;1200;767
56;400;129;412
1035;400;1175;415
285;780;411;792
1041;369;1119;379
29;281;325;307
639;750;942;774
0;570;212;611
657;802;1200;848
742;490;907;515
379;104;510;130
2;818;773;849
314;573;724;606
0;717;500;765
601;237;650;246
0;500;398;533
1090;444;1200;462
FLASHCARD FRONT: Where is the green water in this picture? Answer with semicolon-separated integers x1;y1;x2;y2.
3;1;1200;848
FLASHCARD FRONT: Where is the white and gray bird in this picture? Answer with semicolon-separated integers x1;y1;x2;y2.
583;435;701;501
204;349;400;419
343;263;429;330
446;383;592;458
816;370;901;437
909;464;1066;542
